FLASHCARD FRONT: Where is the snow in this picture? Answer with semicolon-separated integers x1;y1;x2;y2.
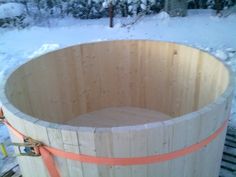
102;1;109;8
0;10;236;136
214;50;228;60
128;5;133;12
141;4;146;10
0;3;25;19
154;11;170;21
28;44;60;58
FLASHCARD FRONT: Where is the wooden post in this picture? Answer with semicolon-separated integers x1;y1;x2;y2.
109;1;113;28
215;0;221;14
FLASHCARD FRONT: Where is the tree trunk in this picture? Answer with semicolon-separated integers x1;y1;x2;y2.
215;0;221;14
165;0;188;17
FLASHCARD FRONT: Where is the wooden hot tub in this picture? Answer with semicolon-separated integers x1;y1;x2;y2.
0;40;234;177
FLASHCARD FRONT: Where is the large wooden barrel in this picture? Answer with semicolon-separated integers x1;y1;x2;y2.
0;40;234;177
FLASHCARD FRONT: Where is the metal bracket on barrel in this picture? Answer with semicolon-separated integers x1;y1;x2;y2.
0;115;5;124
12;137;42;157
0;107;5;123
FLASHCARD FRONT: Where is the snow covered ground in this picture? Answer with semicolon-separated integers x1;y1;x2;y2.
0;10;236;172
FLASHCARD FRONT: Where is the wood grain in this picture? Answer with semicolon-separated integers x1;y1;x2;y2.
0;40;233;177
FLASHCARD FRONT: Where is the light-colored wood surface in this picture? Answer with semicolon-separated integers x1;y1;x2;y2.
66;107;171;127
0;40;234;177
4;41;230;123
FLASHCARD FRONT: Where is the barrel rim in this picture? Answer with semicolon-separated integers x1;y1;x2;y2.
0;40;234;132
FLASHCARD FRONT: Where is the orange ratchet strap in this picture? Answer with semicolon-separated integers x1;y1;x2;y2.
0;108;228;177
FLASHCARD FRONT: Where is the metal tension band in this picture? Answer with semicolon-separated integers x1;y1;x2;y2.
12;137;43;157
0;111;5;123
0;108;42;157
0;116;5;124
0;108;43;156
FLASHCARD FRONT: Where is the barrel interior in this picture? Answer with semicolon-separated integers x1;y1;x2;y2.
5;41;229;127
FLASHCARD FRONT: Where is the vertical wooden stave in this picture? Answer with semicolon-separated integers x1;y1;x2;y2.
0;40;233;177
77;127;99;177
61;129;83;177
